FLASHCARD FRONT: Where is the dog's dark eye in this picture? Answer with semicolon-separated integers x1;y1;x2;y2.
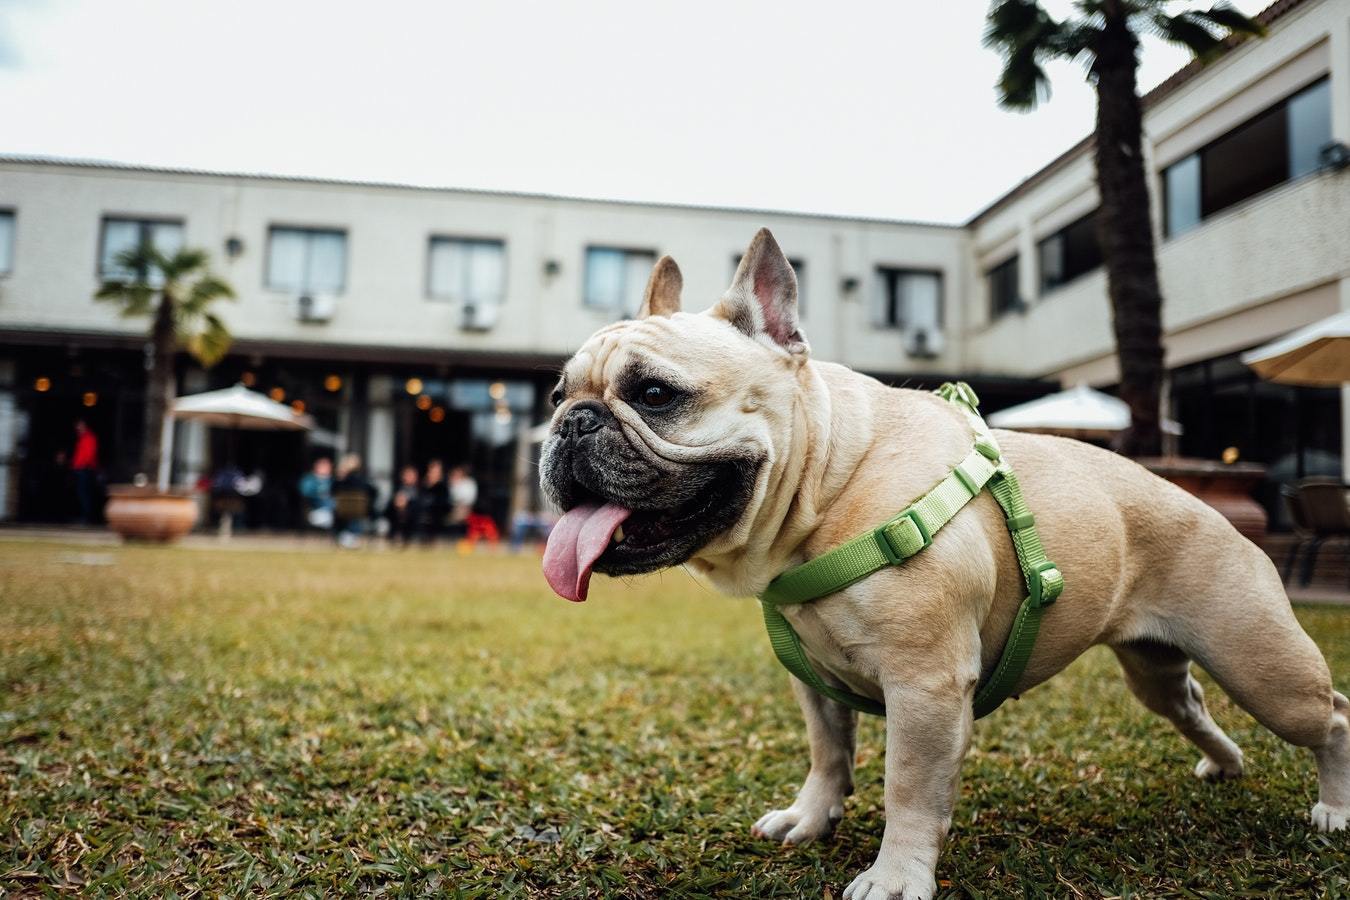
636;380;678;409
550;389;564;408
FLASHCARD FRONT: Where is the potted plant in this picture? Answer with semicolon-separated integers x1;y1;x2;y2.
96;244;235;541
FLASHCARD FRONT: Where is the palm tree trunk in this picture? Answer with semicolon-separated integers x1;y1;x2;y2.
1092;9;1165;458
142;295;176;483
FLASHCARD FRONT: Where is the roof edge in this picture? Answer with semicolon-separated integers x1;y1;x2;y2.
0;153;962;231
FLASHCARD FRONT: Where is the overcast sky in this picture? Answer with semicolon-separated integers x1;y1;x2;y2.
0;0;1268;224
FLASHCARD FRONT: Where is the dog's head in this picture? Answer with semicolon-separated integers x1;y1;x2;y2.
541;228;809;600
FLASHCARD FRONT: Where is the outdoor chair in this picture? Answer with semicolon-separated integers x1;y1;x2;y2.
1281;478;1350;587
333;489;371;524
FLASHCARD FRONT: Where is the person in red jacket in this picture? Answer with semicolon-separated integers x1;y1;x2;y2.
71;419;100;524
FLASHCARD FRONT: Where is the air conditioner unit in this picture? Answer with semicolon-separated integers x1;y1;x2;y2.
461;302;499;332
294;293;337;323
905;327;944;359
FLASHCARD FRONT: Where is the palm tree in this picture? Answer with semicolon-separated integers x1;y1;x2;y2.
985;0;1263;456
97;245;235;488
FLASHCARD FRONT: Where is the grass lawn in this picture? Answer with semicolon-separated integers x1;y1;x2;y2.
1;541;1347;898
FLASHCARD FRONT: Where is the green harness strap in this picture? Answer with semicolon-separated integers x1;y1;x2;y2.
758;382;1064;720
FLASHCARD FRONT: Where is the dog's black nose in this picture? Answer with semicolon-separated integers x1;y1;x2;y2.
565;400;610;436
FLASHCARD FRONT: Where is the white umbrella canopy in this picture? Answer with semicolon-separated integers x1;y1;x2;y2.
172;383;313;431
987;384;1180;439
1241;310;1350;386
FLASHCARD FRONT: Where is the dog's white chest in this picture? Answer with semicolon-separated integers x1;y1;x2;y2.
779;601;885;704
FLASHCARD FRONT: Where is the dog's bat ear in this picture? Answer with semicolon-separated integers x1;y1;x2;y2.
716;228;808;355
638;255;683;318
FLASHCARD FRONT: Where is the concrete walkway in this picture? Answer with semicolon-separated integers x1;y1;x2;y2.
0;524;532;557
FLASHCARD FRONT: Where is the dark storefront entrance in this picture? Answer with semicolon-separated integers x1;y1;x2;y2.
1171;350;1342;527
9;346;146;522
2;341;557;531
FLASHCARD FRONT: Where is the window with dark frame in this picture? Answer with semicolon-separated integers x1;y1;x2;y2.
584;246;656;317
1163;77;1332;238
0;210;13;275
266;226;348;295
1038;209;1102;294
98;216;185;284
986;255;1021;320
427;237;506;306
733;254;807;317
875;267;942;332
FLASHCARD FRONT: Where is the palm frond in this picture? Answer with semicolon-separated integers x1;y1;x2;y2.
181;311;233;368
180;275;237;315
108;242;169;284
1046;22;1100;68
985;0;1049;50
93;244;234;348
158;248;209;282
997;44;1054;109
1148;10;1224;60
1193;2;1265;37
986;0;1084;109
94;281;156;318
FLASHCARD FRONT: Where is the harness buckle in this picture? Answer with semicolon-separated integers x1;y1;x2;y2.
1027;559;1064;608
874;508;932;565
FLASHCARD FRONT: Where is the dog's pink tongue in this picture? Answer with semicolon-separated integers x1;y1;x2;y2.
543;502;632;602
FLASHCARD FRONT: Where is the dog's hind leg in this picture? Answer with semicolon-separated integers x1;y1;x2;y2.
1174;580;1348;832
1112;640;1245;780
752;676;857;845
1309;690;1350;831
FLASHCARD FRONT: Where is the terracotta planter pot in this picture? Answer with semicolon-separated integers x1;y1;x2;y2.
1139;457;1268;543
104;485;199;542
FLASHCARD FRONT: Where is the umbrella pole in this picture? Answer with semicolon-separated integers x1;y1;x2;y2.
1295;390;1305;480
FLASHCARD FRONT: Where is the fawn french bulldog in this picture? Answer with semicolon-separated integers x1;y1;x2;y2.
540;228;1348;899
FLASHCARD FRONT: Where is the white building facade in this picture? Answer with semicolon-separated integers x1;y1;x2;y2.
0;0;1346;528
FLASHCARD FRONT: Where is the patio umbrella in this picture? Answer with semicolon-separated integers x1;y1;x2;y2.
987;384;1181;440
172;383;313;430
172;384;312;537
1241;310;1350;386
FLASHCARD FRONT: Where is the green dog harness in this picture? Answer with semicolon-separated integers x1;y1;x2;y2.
758;382;1064;720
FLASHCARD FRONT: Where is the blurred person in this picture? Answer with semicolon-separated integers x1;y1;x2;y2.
298;456;334;530
332;453;377;548
71;419;100;524
419;459;450;544
510;508;557;552
447;464;478;538
385;463;423;546
210;464;247;532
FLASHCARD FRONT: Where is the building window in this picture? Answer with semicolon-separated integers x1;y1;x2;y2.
1163;77;1331;237
584;246;656;317
986;255;1021;319
875;267;942;330
1038;210;1102;293
0;210;13;275
733;254;806;317
1164;154;1202;237
266;227;347;294
428;237;505;306
99;217;185;283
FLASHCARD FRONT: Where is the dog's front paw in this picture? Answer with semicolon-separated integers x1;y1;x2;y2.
751;804;840;846
1311;802;1347;832
1194;752;1243;780
842;861;937;900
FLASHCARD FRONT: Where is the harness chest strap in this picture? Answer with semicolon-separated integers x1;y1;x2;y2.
757;382;1064;720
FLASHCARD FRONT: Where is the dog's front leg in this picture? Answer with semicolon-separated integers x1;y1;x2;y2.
753;676;858;844
843;676;973;900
